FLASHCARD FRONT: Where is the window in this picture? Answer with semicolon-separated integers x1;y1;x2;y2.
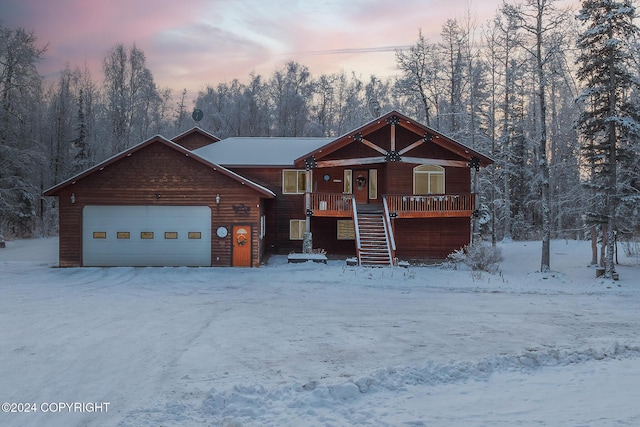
93;232;106;239
369;169;378;199
283;170;307;194
289;220;306;240
188;232;202;239
337;220;355;240
344;169;352;193
413;165;445;194
164;232;178;239
140;232;154;239
260;215;266;239
117;232;130;239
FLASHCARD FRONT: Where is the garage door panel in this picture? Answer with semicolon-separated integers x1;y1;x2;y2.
83;206;211;267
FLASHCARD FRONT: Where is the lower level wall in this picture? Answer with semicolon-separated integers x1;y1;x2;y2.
393;217;471;260
304;216;471;260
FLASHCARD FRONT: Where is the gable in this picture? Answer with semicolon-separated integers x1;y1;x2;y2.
294;110;493;168
171;127;220;151
70;143;244;192
44;136;274;198
323;123;468;164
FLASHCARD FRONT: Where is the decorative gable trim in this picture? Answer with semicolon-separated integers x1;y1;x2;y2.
293;110;493;168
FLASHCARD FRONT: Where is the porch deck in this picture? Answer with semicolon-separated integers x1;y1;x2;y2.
309;192;475;218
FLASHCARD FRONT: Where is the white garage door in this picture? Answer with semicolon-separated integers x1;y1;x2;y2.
83;205;211;267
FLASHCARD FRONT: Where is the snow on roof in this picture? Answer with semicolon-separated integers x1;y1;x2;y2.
193;137;334;166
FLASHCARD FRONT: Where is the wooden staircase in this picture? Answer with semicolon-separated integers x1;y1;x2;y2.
355;205;393;267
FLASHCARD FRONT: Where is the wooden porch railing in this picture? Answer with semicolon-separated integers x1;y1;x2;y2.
309;192;475;218
310;192;353;217
352;195;361;264
384;194;475;218
382;197;397;264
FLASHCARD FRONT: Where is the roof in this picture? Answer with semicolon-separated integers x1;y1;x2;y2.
294;110;494;168
171;126;220;143
194;137;334;167
43;136;275;198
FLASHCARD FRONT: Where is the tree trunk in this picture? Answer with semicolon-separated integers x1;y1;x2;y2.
590;225;598;266
600;223;607;268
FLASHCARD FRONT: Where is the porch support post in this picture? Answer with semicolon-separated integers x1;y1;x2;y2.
303;157;316;254
469;156;481;245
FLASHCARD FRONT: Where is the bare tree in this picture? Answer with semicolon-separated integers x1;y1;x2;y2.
268;61;313;137
503;0;571;272
103;43;159;152
395;29;441;126
440;19;468;136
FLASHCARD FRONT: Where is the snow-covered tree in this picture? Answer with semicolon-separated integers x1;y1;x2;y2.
575;0;640;278
0;24;46;237
395;29;441;127
103;44;159;152
268;61;313;137
504;0;572;272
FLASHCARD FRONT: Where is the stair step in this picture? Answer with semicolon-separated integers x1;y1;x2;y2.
355;208;393;267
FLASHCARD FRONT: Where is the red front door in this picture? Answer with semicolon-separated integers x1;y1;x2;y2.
232;225;252;267
353;170;369;204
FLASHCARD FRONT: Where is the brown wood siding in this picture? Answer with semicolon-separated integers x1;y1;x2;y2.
393;217;471;259
55;142;264;267
402;136;468;161
311;166;383;200
366;126;392;153
445;167;471;194
321;124;469;164
385;163;470;195
385;162;413;195
172;129;219;150
310;217;357;256
224;167;306;254
323;135;387;161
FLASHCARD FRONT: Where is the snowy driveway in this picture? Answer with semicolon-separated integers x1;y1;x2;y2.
1;239;639;426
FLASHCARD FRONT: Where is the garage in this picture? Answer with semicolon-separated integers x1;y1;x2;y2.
82;205;211;267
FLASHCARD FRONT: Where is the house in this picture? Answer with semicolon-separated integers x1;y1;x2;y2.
44;111;492;267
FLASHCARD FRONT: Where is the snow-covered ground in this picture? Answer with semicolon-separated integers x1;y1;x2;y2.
1;238;639;427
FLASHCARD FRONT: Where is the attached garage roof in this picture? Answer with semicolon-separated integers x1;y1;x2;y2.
194;137;333;167
44;135;275;198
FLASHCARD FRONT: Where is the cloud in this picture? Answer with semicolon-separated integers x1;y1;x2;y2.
1;0;517;92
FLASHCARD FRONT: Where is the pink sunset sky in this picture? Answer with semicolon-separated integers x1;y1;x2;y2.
2;0;577;97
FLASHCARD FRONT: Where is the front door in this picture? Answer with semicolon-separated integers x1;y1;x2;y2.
354;170;369;204
232;225;252;267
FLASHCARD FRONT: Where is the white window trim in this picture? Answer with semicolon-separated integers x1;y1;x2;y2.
344;169;352;194
337;220;355;240
282;170;307;194
369;169;378;199
413;165;445;195
289;219;306;240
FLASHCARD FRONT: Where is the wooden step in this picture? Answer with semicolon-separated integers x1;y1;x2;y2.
355;209;392;267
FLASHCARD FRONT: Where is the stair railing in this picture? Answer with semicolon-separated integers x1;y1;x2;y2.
351;196;362;265
382;196;397;266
